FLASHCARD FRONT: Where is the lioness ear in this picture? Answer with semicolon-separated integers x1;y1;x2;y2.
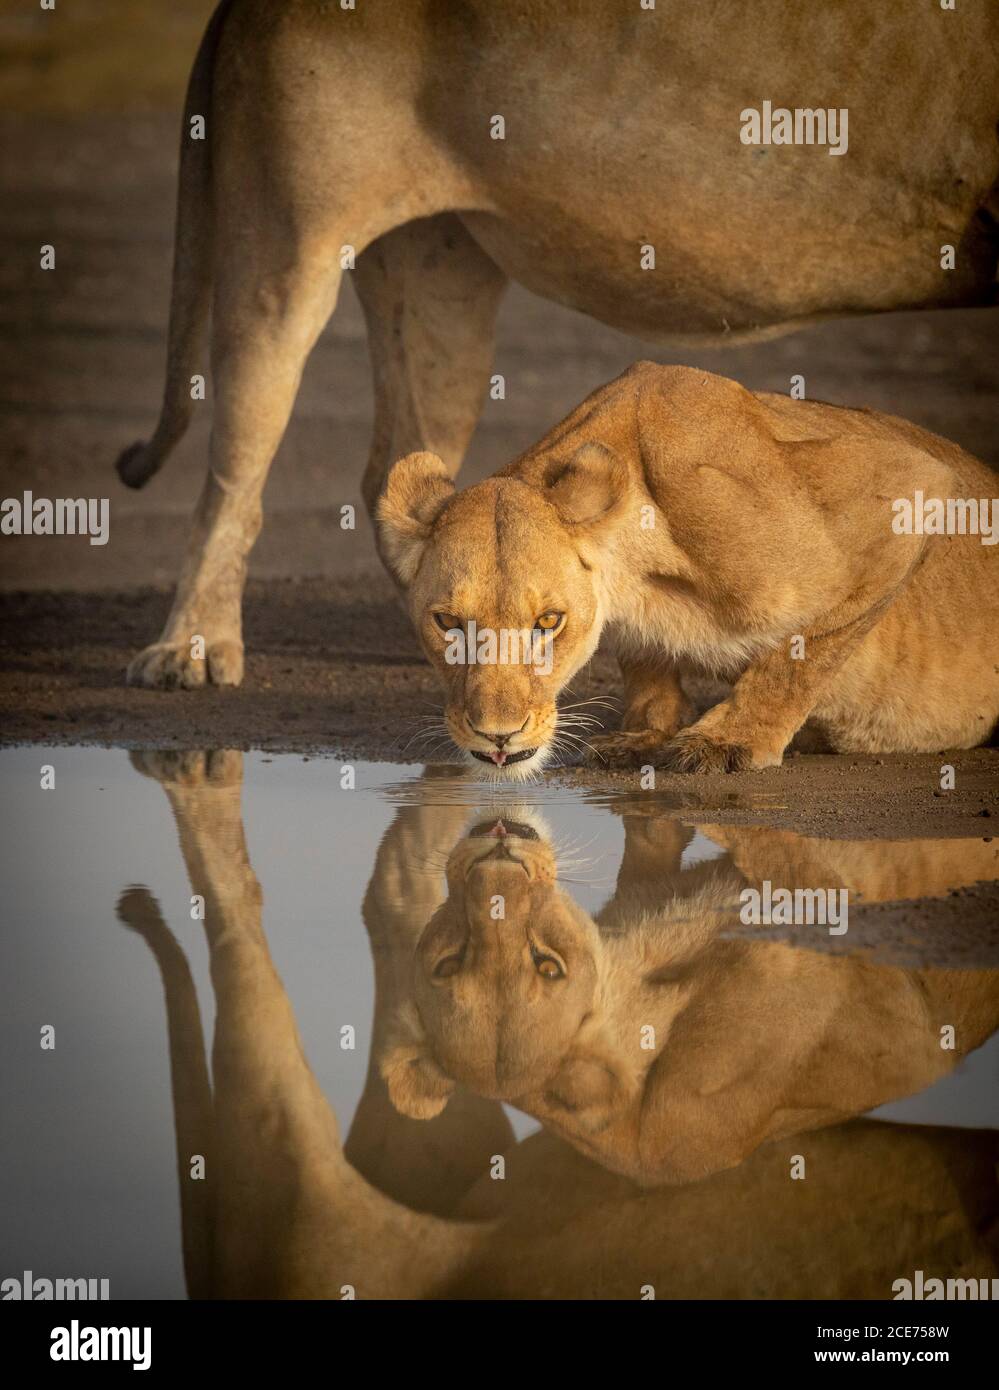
381;1046;456;1120
544;442;627;525
376;451;455;586
379;1004;456;1120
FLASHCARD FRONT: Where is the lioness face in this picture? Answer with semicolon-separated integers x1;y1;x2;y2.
378;449;622;779
409;817;601;1097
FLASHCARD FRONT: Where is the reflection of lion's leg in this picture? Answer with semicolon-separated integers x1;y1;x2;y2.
355;216;507;552
128;751;343;1295
127;193;344;688
616;814;694;882
143;754;348;1296
133;750;477;1297
205;872;350;1299
200;795;480;1298
116;884;215;1300
596;813;744;941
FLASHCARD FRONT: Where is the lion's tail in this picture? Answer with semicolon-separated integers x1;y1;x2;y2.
115;1;232;490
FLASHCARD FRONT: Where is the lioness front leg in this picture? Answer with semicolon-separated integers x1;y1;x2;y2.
588;652;694;767
654;604;888;773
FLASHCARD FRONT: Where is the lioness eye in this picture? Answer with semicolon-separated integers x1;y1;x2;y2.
434;954;462;979
534;611;564;634
532;948;564;980
434;612;462;634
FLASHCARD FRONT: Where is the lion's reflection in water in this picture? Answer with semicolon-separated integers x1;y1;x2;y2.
121;752;999;1299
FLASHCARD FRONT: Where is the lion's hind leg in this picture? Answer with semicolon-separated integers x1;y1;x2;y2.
355;215;508;537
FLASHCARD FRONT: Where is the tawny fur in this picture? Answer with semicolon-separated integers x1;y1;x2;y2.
379;363;999;775
118;0;999;689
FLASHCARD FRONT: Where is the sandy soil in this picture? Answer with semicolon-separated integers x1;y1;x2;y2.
1;7;997;848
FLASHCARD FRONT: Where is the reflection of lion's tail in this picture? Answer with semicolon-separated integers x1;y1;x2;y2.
115;1;232;489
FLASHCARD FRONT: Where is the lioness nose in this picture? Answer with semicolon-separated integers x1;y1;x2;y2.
471;726;520;749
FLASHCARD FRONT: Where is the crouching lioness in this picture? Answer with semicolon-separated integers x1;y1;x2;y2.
377;363;999;778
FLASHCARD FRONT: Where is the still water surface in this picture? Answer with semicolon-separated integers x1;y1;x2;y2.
1;747;996;1298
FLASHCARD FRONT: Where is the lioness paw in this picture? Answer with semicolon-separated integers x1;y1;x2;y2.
586;730;670;768
656;729;755;774
126;639;244;690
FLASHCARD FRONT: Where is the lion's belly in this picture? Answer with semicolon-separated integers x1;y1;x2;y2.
433;4;999;341
252;2;999;339
458;210;786;344
458;184;993;346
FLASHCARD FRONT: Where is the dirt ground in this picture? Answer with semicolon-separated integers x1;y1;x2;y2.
1;2;997;843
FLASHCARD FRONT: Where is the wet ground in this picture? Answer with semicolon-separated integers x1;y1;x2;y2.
1;746;997;1299
2;581;998;840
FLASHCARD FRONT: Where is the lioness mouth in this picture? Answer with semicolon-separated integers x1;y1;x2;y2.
470;747;538;768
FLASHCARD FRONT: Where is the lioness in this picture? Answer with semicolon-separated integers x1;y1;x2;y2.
118;0;999;687
377;363;999;776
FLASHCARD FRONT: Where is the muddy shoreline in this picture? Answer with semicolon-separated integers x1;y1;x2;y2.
2;575;997;844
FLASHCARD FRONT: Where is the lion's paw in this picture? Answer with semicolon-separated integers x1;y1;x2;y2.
586;730;671;768
126;639;244;690
656;729;755;774
128;748;243;788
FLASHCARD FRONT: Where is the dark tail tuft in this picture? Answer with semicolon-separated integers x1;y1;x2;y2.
116;440;161;489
